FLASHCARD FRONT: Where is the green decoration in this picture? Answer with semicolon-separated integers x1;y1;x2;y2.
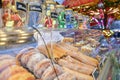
58;11;65;28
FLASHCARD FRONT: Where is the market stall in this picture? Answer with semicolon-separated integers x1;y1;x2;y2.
0;0;120;80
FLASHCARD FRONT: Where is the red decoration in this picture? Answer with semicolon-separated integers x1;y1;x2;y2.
63;0;99;8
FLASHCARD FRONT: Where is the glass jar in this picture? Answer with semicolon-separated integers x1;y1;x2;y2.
56;5;65;28
44;1;56;28
65;8;73;28
28;0;42;28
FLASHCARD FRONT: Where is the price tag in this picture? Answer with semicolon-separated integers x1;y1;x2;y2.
51;12;58;18
92;68;99;80
102;56;107;65
29;5;42;12
16;2;27;12
98;56;107;69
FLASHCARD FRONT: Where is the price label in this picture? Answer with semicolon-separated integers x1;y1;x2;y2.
29;5;42;12
92;68;99;80
99;56;107;69
51;12;58;18
16;2;27;12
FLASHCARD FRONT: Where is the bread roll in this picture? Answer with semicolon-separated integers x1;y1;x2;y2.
63;67;94;80
33;59;51;78
27;53;46;71
41;64;63;80
54;72;77;80
0;65;27;80
8;72;35;80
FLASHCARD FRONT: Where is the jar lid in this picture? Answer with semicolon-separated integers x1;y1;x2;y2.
46;1;56;4
56;5;64;8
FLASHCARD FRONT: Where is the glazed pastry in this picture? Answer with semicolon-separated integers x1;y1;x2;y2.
0;55;15;60
0;59;19;73
33;59;51;78
41;64;63;80
63;67;94;80
27;53;46;71
17;48;40;67
54;72;76;80
8;72;35;80
16;47;35;61
37;45;50;57
0;65;27;80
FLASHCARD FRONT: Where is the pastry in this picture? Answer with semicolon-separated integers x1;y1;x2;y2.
16;47;35;61
58;58;94;75
0;59;19;73
33;59;51;78
0;65;27;80
54;72;76;80
81;45;95;54
66;51;98;67
8;72;35;80
27;53;46;71
41;64;63;80
63;67;94;80
0;55;15;60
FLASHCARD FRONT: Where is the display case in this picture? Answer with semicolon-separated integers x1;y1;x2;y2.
0;28;115;80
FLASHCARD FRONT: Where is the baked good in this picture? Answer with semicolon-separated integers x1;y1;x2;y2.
59;43;78;52
16;47;36;61
33;59;51;78
0;65;27;80
64;56;95;73
81;45;95;54
54;72;76;80
27;53;46;71
63;67;94;80
0;59;19;73
62;38;74;42
58;58;94;75
41;64;63;80
0;55;15;60
66;51;98;67
8;72;35;80
37;45;50;57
